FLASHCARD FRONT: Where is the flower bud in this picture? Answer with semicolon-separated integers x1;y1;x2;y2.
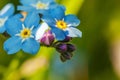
61;52;72;60
55;43;67;53
60;55;66;62
40;30;55;46
67;44;76;52
60;52;73;62
56;43;75;62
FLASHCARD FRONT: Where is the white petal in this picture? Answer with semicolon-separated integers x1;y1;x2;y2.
35;22;49;40
0;4;12;16
66;27;82;37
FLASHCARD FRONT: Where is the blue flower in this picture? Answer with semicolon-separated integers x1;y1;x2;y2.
42;6;82;40
17;0;57;14
0;3;14;33
4;12;40;54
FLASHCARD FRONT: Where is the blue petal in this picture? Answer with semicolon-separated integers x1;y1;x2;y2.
4;36;22;54
24;12;40;28
49;6;65;20
66;27;82;37
5;14;23;36
64;15;80;27
20;0;37;6
48;2;59;9
0;3;14;17
51;27;66;40
37;9;49;14
17;6;35;12
13;13;24;19
0;25;6;33
42;14;56;27
22;38;40;54
41;0;55;3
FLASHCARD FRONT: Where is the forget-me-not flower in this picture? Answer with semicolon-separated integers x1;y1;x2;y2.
42;6;82;40
0;3;14;33
4;12;40;54
18;0;57;14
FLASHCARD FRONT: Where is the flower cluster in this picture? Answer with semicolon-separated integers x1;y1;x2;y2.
0;0;82;62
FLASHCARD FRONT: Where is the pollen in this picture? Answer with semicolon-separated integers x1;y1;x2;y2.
56;20;67;30
20;28;31;39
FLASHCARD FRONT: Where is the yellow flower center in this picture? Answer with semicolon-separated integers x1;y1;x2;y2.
36;3;47;9
56;21;67;30
20;28;31;39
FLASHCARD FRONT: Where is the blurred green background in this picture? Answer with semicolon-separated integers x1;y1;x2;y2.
0;0;120;80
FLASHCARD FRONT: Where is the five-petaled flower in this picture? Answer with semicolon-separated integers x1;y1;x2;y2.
0;3;14;33
0;0;82;59
18;0;57;14
4;12;40;54
42;6;82;40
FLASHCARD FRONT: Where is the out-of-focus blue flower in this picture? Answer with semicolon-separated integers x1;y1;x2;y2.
42;6;82;40
4;12;40;54
0;3;14;33
17;0;57;14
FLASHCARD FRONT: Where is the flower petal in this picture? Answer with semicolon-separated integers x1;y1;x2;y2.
22;38;40;54
4;36;22;54
13;14;24;19
49;6;65;20
37;9;49;14
64;14;80;27
42;14;56;27
48;2;59;9
0;3;14;17
5;14;23;36
24;12;40;28
66;27;82;37
41;0;55;3
35;22;49;40
0;25;6;33
51;27;66;40
17;6;35;12
20;0;37;5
